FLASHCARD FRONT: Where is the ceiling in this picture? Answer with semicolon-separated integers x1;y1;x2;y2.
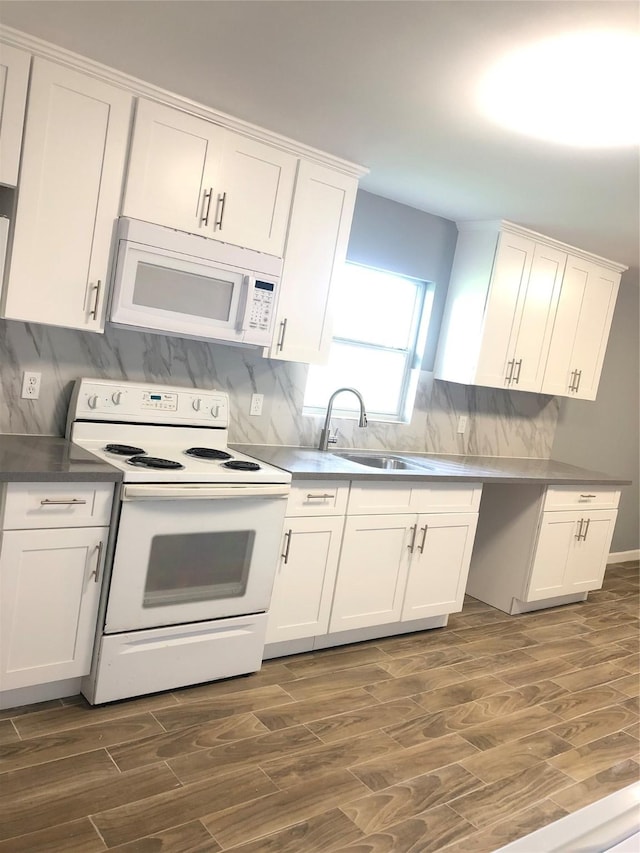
1;0;638;272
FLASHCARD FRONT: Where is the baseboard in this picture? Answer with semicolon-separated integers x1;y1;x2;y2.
608;549;640;564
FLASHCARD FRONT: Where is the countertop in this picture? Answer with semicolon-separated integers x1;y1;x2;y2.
0;435;122;483
235;445;632;486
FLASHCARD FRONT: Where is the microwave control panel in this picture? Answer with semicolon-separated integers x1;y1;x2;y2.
242;278;276;339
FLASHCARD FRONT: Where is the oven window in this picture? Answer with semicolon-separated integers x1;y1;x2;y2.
143;530;254;607
133;262;234;322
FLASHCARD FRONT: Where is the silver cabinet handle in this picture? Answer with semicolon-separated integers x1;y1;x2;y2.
569;369;577;392
513;359;523;385
408;524;417;553
574;370;582;393
306;493;336;500
201;188;213;226
277;318;288;352
580;494;596;499
215;191;227;229
581;518;591;541
89;280;101;320
575;518;585;540
418;524;428;554
282;529;292;564
40;498;87;506
505;359;515;385
90;540;104;583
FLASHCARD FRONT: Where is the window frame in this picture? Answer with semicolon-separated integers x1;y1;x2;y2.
303;261;433;424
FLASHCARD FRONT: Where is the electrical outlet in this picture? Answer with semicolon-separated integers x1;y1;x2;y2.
457;415;468;434
21;371;41;400
250;393;264;416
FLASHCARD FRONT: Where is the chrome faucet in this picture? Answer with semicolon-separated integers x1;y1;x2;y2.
318;387;368;451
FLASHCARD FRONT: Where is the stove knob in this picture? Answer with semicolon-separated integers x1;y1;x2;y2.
87;394;99;410
111;391;122;405
192;398;202;412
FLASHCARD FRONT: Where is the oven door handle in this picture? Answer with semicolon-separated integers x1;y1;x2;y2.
122;484;290;501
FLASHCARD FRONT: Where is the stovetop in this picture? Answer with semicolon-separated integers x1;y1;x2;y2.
66;378;291;485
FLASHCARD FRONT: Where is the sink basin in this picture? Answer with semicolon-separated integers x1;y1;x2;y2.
335;452;433;471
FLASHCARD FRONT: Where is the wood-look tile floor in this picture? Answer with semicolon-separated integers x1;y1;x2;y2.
1;561;638;853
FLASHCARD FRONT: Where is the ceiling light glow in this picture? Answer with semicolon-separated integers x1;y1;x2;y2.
478;30;640;147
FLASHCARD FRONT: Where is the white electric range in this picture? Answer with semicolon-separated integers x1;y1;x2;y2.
66;378;290;704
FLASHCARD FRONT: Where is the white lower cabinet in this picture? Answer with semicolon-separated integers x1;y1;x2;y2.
266;479;481;653
526;509;618;601
466;484;620;614
0;482;113;691
329;514;413;632
402;512;479;620
266;515;344;643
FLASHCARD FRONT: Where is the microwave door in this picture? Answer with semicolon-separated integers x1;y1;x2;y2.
110;241;246;343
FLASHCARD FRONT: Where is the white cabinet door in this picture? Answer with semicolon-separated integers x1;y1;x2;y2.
0;526;107;690
215;132;296;256
2;58;132;331
122;98;223;236
266;515;344;644
0;42;30;186
475;232;535;388
122;100;296;255
266;161;357;364
506;243;566;392
526;509;617;602
329;514;413;632
402;512;478;620
542;256;621;400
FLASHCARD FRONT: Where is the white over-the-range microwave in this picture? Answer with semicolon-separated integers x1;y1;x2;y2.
108;217;282;346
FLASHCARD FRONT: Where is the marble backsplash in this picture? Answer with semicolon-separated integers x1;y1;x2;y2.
0;319;560;458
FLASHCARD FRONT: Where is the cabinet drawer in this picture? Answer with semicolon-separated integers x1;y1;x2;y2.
2;482;115;529
286;481;349;516
543;486;620;512
348;482;481;515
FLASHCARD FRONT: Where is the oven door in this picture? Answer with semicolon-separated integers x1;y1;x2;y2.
104;483;289;633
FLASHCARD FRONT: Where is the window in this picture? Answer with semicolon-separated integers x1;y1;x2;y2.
304;262;433;422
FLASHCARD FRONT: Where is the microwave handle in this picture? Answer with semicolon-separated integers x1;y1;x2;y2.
237;275;253;331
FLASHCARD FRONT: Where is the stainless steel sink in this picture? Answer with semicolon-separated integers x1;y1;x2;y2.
334;452;433;471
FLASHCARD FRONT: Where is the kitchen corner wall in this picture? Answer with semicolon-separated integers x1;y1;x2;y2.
0;190;560;458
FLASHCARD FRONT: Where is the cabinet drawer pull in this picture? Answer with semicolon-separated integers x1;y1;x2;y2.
505;359;515;385
573;370;582;392
89;280;101;320
513;358;523;385
201;188;213;226
580;494;596;499
569;369;577;392
418;524;428;554
408;524;417;553
575;518;584;540
90;540;104;583
216;191;227;229
306;493;335;500
282;529;292;564
277;318;287;352
40;498;88;506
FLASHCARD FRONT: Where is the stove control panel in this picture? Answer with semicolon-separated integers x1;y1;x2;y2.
68;379;229;428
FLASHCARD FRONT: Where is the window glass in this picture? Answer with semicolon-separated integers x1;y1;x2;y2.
304;263;433;422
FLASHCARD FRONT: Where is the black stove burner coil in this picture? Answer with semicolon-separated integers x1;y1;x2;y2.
127;456;185;470
104;444;146;456
223;460;261;471
185;447;233;460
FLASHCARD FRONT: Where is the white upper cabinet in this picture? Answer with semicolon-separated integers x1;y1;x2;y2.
2;58;132;331
542;256;621;400
122;99;297;256
434;221;626;399
265;161;358;364
0;42;30;186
